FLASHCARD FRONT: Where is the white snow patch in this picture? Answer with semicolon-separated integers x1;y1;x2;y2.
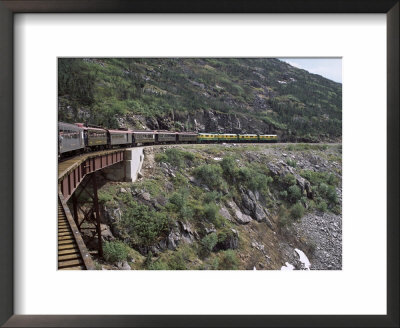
295;248;311;270
280;262;295;271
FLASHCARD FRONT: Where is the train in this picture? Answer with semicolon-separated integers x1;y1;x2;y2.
58;121;278;158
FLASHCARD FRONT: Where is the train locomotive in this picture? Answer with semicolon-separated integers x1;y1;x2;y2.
58;121;277;158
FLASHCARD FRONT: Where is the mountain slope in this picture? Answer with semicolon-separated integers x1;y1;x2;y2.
58;58;342;142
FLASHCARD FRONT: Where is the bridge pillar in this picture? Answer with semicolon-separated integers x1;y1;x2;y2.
68;172;103;258
92;171;103;258
102;147;144;182
71;194;79;228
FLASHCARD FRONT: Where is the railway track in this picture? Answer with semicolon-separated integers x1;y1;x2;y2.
58;200;85;270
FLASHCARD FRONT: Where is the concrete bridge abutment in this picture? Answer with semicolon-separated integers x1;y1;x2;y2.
102;147;144;182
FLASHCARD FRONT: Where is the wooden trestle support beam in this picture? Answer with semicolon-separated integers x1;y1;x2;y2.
58;149;125;269
71;172;103;258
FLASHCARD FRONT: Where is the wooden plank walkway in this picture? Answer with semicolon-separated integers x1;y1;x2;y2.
58;200;85;270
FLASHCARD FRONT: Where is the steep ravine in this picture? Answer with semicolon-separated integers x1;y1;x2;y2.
83;143;342;270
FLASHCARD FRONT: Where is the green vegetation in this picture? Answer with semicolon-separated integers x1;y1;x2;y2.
98;191;113;204
168;188;192;219
279;173;296;187
147;245;199;270
119;197;170;247
103;240;132;263
94;143;341;269
203;203;219;223
286;144;329;151
155;148;196;169
237;166;273;194
317;200;328;212
290;202;305;219
219;156;272;194
288;185;302;203
200;233;218;257
299;170;340;212
193;164;224;190
300;170;338;186
277;205;291;227
286;159;297;167
58;58;341;140
218;250;239;270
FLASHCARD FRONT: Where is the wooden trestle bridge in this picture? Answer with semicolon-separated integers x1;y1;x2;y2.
58;149;126;270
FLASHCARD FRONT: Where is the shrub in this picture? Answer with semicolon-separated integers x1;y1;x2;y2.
121;201;170;246
318;183;337;204
98;191;113;204
237;166;251;181
155;148;195;168
217;230;228;243
103;240;131;263
139;179;163;197
218;250;239;270
210;257;220;270
237;166;272;193
203;203;219;223
193;164;223;190
162;244;198;270
169;188;194;219
172;172;187;187
279;190;288;200
200;233;218;257
317;200;328;212
290;202;305;219
281;173;296;187
220;157;238;180
288;185;302;203
166;149;185;168
278;205;290;227
145;250;153;267
332;205;342;215
318;182;329;195
327;173;338;186
203;191;221;203
326;185;338;203
300;170;338;187
286;159;297;168
169;188;188;210
168;252;187;270
147;259;169;270
155;153;168;163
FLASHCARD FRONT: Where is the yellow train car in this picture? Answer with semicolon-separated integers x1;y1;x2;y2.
259;134;278;143
197;133;219;143
218;134;239;142
238;134;258;143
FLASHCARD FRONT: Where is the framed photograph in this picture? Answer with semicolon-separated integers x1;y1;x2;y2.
0;1;398;327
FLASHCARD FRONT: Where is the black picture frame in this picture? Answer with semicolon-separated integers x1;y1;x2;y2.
0;1;398;327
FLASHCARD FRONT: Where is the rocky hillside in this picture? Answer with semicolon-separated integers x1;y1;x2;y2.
58;58;342;142
80;143;342;270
